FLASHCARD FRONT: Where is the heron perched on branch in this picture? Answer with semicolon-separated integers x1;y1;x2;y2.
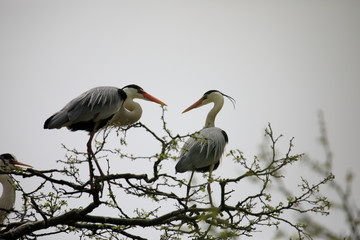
176;90;235;206
44;84;167;176
0;153;31;224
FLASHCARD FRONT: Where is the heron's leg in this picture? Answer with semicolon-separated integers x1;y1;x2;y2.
207;164;215;207
177;170;195;231
86;132;95;183
87;132;107;197
87;132;105;178
185;170;195;206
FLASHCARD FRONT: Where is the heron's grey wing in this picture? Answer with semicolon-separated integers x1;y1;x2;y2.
67;87;124;123
176;127;227;173
176;137;206;172
44;86;125;129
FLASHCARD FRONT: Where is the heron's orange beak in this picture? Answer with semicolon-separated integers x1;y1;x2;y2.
12;160;32;168
142;92;167;106
182;98;204;113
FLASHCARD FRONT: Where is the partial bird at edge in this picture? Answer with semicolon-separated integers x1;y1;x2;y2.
0;153;32;225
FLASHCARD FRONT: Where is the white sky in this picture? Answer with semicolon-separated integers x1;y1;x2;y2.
0;1;359;239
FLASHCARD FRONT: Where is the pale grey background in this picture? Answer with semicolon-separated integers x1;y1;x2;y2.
1;1;359;239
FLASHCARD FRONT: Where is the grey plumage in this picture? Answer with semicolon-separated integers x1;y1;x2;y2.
44;86;126;132
176;127;228;173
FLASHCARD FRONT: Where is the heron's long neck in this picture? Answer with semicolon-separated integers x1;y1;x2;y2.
204;99;224;128
0;174;15;224
111;98;143;126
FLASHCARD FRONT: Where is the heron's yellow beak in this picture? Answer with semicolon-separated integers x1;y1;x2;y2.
142;92;167;106
182;98;204;113
12;160;32;168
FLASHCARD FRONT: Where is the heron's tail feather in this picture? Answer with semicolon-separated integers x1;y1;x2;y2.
175;158;189;173
44;111;69;129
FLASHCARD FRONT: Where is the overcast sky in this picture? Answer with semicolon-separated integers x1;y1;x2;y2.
1;1;359;239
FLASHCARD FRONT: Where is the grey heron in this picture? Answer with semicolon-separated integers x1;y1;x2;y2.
44;84;167;176
176;90;235;206
0;153;31;225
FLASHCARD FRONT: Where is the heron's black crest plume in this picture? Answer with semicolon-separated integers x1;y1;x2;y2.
122;84;144;92
204;90;220;95
0;153;15;161
203;90;236;109
222;93;236;109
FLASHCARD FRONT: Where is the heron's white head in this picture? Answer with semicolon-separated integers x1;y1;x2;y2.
0;153;32;170
122;84;167;106
182;90;235;113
